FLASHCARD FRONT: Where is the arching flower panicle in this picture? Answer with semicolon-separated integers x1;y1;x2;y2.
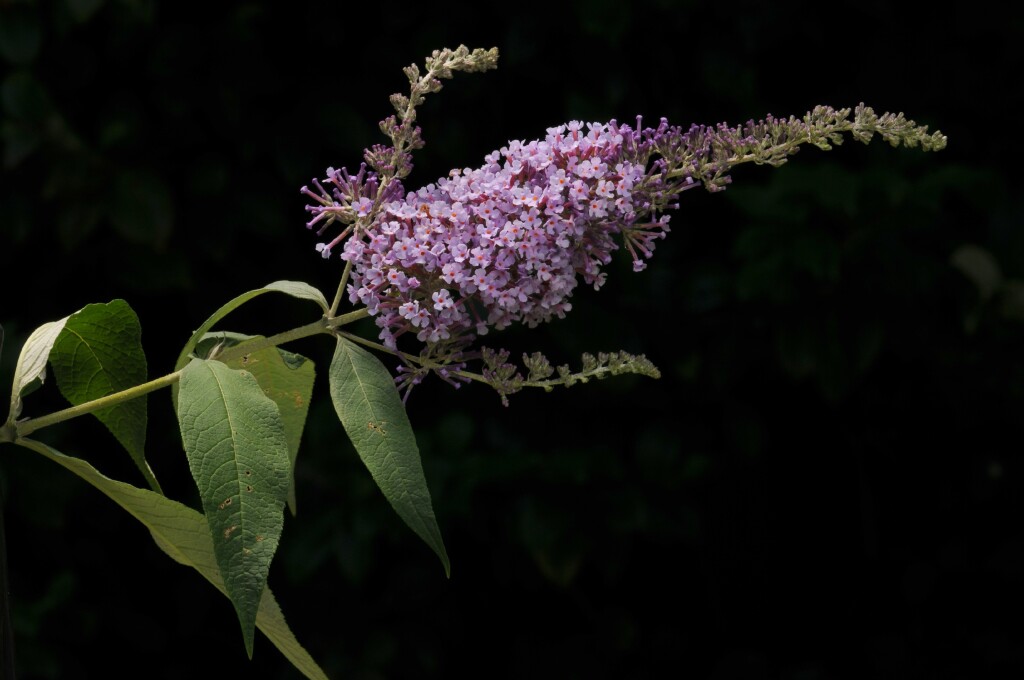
302;87;946;395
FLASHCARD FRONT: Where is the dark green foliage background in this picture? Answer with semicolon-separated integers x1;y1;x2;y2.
1;1;1021;677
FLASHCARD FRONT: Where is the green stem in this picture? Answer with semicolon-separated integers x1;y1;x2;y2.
17;371;182;438
328;258;353;318
328;307;371;329
215;318;329;363
14;307;372;439
336;329;395;352
336;330;490;384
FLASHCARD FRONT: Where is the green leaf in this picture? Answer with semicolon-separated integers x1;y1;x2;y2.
49;299;160;493
220;339;314;517
192;332;315;515
14;438;328;680
192;331;258;361
328;336;449;576
171;281;328;404
176;358;291;656
8;316;69;422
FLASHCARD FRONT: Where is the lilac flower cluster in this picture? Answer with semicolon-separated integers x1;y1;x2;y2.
305;119;694;353
302;100;947;378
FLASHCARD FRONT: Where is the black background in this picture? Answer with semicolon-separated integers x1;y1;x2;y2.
1;1;1022;678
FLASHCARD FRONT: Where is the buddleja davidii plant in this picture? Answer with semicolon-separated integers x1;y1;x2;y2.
0;45;945;678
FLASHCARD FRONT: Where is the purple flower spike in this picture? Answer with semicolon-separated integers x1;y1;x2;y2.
304;98;947;391
324;119;684;356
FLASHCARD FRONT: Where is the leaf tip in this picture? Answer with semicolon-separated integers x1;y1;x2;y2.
243;628;255;660
438;546;451;579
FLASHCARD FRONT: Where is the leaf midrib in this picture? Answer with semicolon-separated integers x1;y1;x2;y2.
207;363;246;525
64;327;112;397
341;341;417;510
